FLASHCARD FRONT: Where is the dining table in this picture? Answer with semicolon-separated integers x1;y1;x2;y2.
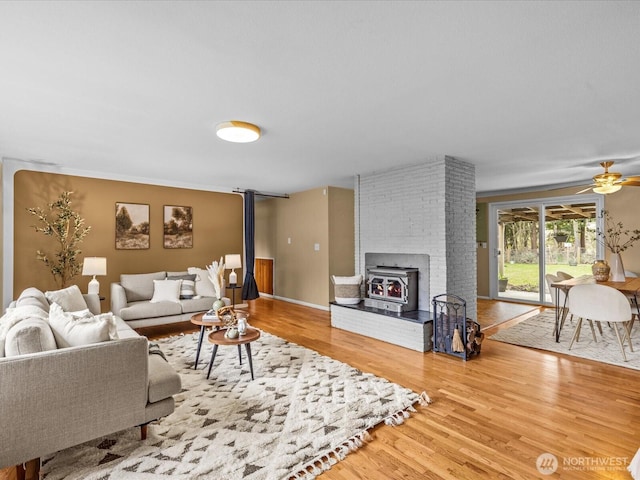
550;275;640;342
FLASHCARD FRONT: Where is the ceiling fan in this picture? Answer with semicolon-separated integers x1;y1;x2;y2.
576;161;640;194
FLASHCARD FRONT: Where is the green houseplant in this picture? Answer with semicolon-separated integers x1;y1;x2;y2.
27;191;91;288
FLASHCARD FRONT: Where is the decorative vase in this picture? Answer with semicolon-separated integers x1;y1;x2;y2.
592;260;610;281
237;317;247;336
225;327;239;339
212;299;225;312
609;253;626;282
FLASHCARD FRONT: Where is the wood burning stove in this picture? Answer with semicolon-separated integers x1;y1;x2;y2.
364;266;418;312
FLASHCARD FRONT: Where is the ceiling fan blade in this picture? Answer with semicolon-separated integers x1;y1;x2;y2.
575;186;594;194
621;178;640;186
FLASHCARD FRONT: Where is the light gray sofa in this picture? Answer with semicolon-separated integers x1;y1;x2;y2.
111;270;220;328
0;286;182;473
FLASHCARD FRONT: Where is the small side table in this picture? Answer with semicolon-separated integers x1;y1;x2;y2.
190;312;223;369
227;285;241;307
206;327;261;380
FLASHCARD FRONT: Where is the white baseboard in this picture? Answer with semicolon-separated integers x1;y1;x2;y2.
273;296;329;311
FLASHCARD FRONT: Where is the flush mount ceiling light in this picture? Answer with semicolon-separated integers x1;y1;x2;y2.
215;120;261;143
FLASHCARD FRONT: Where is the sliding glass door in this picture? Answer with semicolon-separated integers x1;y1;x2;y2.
489;195;603;304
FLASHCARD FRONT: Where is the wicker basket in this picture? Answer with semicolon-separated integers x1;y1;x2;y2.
331;275;362;305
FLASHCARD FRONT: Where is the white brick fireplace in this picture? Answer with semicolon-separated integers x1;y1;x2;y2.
331;156;477;351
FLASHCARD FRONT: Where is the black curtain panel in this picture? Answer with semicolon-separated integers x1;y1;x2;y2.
242;190;260;300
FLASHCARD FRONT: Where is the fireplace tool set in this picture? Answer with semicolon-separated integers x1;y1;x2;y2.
432;294;483;360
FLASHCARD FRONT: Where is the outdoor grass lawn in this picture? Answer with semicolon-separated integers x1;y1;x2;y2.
502;263;593;288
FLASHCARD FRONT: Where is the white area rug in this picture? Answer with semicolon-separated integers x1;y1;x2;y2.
490;310;640;370
41;331;427;479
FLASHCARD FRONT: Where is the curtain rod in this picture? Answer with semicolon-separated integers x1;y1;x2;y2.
233;189;290;199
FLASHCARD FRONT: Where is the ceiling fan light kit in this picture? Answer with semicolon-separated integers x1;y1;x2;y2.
577;160;640;195
216;121;261;143
593;184;622;195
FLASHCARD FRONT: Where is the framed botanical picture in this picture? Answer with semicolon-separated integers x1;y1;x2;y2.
115;202;150;250
164;205;193;248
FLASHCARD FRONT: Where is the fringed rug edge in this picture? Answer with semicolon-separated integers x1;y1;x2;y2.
289;391;432;480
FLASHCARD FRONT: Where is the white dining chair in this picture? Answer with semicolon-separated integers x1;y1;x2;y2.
567;284;634;361
556;271;574;280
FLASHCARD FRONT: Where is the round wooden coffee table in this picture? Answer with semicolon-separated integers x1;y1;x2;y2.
206;327;261;380
190;312;223;370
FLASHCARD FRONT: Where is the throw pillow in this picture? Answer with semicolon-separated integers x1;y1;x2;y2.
15;287;50;312
187;267;217;297
4;318;58;356
48;303;115;348
45;285;88;312
150;279;182;303
167;274;197;299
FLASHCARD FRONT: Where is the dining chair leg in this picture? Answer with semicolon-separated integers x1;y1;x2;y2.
569;318;583;350
612;323;628;362
587;319;598;342
623;321;634;352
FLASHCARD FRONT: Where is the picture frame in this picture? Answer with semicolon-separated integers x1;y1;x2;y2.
163;205;193;249
115;202;150;250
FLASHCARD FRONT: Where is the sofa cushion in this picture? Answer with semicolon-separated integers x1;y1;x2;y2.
15;287;50;312
118;301;183;321
48;303;117;348
150;279;182;303
180;296;217;314
148;353;182;403
45;285;88;312
188;267;217;297
167;274;197;299
120;272;166;302
4;318;57;356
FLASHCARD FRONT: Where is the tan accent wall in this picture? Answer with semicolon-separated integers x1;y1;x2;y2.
13;170;243;306
328;187;355;301
254;186;354;307
476;185;640;297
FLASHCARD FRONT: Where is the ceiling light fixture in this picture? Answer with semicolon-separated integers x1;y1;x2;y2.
216;120;261;143
593;184;622;194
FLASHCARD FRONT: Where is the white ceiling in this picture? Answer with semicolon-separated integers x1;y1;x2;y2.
2;1;640;195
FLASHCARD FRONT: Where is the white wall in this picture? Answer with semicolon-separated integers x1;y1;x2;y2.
355;156;477;319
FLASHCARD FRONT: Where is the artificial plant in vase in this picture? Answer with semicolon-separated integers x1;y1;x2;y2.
596;210;640;281
27;191;91;288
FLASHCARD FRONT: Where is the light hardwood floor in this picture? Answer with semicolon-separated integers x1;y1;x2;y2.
3;298;638;479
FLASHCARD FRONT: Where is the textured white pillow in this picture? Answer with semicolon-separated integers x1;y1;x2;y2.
48;303;115;348
45;285;88;312
5;318;57;356
187;267;217;297
150;279;182;303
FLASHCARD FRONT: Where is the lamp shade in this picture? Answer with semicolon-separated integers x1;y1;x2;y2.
225;254;242;270
216;121;261;143
82;257;107;276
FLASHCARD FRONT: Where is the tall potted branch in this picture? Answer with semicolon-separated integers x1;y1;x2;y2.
27;191;92;288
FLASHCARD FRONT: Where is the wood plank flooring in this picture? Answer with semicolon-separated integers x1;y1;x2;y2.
3;298;638;479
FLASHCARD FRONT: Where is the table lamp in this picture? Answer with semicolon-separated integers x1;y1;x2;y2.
225;254;242;286
82;257;107;295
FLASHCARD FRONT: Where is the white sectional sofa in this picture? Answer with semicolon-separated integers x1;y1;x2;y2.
111;269;223;328
0;285;182;475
